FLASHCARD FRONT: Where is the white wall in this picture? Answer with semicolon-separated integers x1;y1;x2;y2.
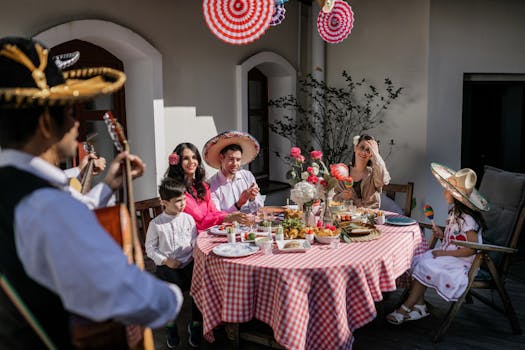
326;0;430;221
426;0;525;222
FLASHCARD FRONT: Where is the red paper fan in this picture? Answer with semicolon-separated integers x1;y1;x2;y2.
317;0;354;44
203;0;274;45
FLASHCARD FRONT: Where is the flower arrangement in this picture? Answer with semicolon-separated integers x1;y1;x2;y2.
287;147;353;208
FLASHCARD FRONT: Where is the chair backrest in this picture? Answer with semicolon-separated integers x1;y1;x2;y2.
382;182;414;217
478;165;525;269
134;197;163;247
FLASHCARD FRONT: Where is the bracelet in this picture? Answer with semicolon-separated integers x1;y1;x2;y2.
234;201;241;210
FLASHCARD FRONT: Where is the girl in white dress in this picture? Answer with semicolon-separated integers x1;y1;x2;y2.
387;164;489;324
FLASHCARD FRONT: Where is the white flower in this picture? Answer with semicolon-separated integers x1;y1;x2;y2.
353;135;360;146
290;181;318;205
301;171;309;180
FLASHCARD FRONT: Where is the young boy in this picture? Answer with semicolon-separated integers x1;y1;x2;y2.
145;177;202;348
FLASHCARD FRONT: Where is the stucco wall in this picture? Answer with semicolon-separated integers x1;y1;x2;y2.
426;0;525;222
326;0;430;220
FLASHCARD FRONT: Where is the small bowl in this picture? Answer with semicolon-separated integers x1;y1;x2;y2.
255;237;273;247
315;234;340;245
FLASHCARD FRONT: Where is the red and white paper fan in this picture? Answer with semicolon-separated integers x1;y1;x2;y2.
270;3;286;26
317;0;355;44
203;0;274;45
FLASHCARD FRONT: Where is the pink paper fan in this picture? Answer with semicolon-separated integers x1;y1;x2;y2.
203;0;274;45
270;4;286;26
317;0;354;44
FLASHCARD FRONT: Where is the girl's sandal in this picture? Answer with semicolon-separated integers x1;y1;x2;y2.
387;304;430;325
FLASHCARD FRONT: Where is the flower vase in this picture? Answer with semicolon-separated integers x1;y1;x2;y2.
323;188;336;224
303;205;315;227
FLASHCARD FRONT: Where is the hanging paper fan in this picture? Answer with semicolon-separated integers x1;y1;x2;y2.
317;0;355;44
203;0;274;45
270;4;286;26
275;0;288;5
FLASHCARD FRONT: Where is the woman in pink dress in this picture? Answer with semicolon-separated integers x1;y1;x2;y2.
165;143;249;231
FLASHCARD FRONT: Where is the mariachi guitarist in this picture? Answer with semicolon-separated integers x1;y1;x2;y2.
0;37;183;349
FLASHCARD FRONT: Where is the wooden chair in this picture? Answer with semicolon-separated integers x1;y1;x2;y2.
134;197;163;273
419;166;525;342
382;182;414;217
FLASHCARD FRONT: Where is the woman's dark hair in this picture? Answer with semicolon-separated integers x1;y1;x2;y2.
449;198;488;232
351;134;374;167
158;177;186;201
164;142;207;201
0;105;68;149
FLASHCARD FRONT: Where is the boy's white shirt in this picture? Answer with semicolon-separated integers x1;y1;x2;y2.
145;211;198;267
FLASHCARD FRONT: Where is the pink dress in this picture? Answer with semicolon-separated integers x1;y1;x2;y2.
184;183;227;231
411;212;482;301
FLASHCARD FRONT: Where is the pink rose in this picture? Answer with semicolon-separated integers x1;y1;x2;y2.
307;175;319;184
307;166;314;174
310;150;323;160
290;147;301;159
168;152;180;166
297;155;306;163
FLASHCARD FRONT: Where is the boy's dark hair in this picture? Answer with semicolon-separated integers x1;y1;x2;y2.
220;143;243;155
159;177;186;201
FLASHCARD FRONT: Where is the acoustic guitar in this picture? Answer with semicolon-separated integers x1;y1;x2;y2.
70;112;155;350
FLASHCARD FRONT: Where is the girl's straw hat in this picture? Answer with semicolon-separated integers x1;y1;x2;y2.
430;162;489;212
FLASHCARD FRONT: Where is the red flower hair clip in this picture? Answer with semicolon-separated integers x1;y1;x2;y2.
168;152;180;166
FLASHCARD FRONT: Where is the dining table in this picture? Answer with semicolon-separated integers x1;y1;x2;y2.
190;212;428;350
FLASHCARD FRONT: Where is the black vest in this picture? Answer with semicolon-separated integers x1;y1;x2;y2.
0;166;72;349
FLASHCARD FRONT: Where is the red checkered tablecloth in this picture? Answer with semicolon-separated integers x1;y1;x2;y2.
191;217;428;350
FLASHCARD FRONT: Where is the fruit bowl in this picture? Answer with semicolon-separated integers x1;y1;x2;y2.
315;233;341;244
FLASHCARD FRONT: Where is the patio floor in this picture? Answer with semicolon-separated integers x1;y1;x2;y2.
153;259;525;350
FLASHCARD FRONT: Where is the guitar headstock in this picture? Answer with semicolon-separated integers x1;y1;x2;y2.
103;112;126;152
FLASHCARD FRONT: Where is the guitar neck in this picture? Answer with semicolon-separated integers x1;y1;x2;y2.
80;158;95;194
123;141;145;271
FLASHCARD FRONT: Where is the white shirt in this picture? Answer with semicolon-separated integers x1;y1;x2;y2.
208;169;264;214
0;149;183;328
145;212;198;267
64;167;114;209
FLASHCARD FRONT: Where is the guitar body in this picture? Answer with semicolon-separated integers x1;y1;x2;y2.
70;111;156;350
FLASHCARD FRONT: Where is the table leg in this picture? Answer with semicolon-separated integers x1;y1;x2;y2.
225;323;239;349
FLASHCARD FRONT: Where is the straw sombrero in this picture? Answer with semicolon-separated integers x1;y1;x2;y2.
202;130;260;169
430;162;489;212
0;37;125;108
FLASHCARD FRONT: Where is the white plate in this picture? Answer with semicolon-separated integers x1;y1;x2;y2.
209;225;230;235
209;225;250;235
276;239;311;253
212;243;260;258
385;217;417;226
240;232;271;243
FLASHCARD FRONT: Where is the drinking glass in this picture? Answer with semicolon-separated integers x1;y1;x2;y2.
329;237;340;249
261;240;273;255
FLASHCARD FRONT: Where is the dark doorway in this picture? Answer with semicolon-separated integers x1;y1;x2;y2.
50;40;127;183
248;67;270;187
462;76;525;184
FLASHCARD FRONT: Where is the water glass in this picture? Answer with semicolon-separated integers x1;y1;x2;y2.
227;232;236;243
329;237;340;249
261;240;273;255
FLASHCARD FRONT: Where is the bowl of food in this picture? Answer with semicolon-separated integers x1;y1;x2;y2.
315;227;341;244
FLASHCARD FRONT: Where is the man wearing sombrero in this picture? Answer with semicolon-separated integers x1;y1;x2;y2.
0;37;182;348
387;163;489;325
203;130;264;214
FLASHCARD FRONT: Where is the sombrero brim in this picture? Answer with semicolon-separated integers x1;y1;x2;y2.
203;131;260;169
0;66;125;108
430;162;490;212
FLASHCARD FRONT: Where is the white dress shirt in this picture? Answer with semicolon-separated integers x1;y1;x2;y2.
64;166;114;209
208;169;264;214
0;149;183;328
145;212;198;267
